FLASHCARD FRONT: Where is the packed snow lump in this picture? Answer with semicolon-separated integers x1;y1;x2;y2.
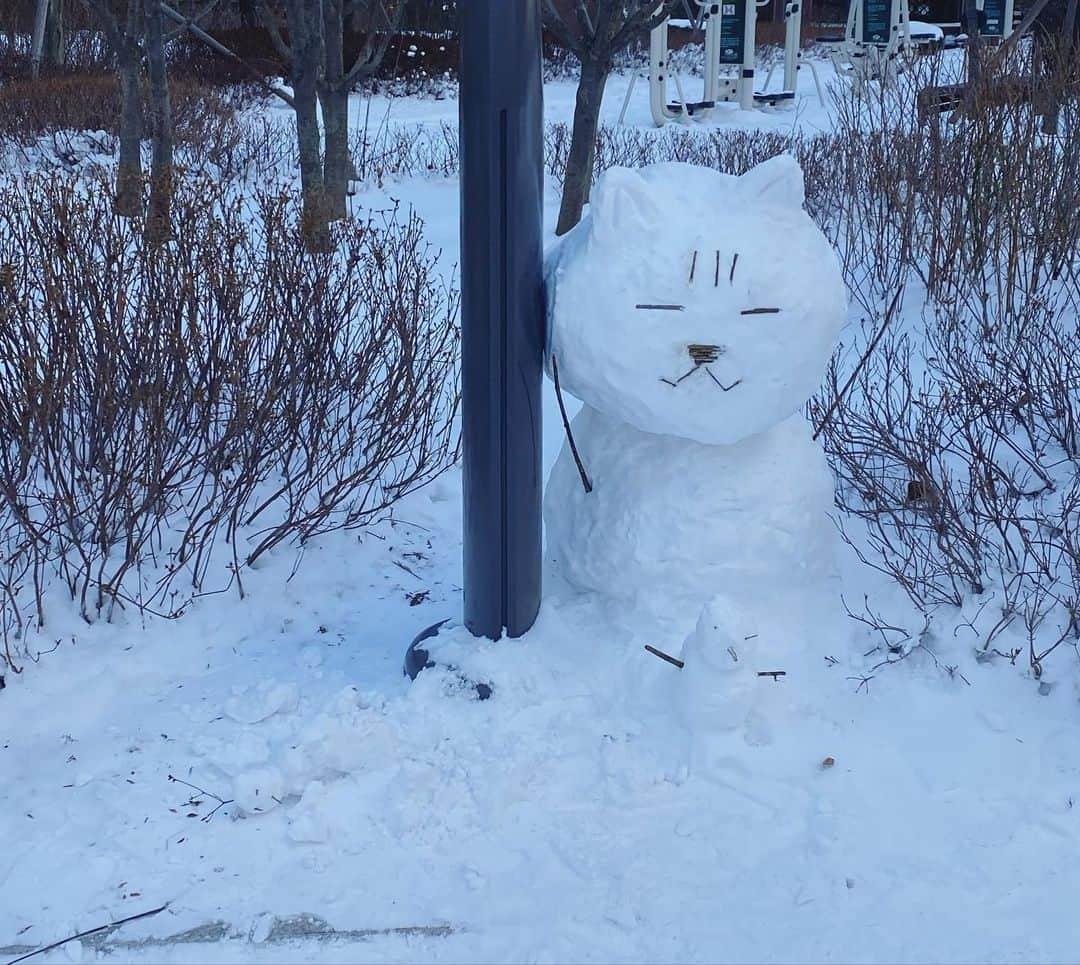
543;156;846;614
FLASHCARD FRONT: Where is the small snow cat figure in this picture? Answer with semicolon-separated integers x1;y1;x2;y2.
543;156;846;615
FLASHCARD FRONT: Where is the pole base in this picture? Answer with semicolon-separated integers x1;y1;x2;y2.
403;619;448;680
403;619;493;700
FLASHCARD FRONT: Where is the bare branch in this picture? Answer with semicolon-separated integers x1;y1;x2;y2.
159;2;296;106
542;0;585;57
343;0;405;85
255;0;293;60
77;0;123;47
574;0;596;41
609;1;681;60
164;0;223;41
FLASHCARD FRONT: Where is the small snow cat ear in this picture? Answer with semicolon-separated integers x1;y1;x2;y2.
739;154;805;208
588;166;663;247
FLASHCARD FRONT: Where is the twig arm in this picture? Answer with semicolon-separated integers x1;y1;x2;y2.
551;354;593;495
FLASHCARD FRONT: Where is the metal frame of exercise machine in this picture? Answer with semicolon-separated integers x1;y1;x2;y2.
974;0;1019;39
828;0;915;90
827;0;1018;93
645;0;808;124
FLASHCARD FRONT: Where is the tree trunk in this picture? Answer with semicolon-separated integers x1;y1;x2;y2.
963;0;983;86
44;0;65;70
286;0;331;251
1068;0;1080;41
555;55;608;236
115;45;144;219
31;0;49;78
295;83;330;249
144;0;172;243
1038;0;1077;134
319;86;352;220
320;0;351;220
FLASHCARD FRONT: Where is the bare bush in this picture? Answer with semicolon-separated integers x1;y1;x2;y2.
0;76;840;196
0;22;113;81
0;73;263;174
811;43;1080;673
0;173;459;663
0;73;120;144
342;115;833;196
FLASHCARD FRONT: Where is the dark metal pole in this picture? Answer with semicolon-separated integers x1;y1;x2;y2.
458;0;545;639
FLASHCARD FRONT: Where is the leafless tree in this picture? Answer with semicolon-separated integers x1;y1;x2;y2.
542;0;680;235
81;0;146;216
30;0;66;76
78;0;219;228
256;0;404;248
963;0;983;84
144;0;172;241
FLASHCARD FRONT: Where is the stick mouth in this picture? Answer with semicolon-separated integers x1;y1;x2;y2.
660;346;741;393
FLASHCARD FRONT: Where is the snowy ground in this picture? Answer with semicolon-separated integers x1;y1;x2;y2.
4;61;1080;965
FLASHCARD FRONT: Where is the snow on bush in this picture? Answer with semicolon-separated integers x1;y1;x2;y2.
0;173;459;663
809;46;1080;675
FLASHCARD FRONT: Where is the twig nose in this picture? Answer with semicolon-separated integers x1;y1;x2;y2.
688;343;721;365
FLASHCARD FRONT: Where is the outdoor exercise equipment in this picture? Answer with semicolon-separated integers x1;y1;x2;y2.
821;0;922;90
826;0;1020;93
643;0;814;124
916;0;1073;117
977;0;1021;38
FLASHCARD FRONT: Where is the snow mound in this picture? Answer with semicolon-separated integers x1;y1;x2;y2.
207;686;401;817
908;20;946;40
677;596;783;749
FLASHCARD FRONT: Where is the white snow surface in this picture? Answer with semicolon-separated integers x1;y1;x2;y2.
3;59;1080;965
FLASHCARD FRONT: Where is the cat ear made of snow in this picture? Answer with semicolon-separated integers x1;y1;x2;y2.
587;166;663;246
739;155;805;208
